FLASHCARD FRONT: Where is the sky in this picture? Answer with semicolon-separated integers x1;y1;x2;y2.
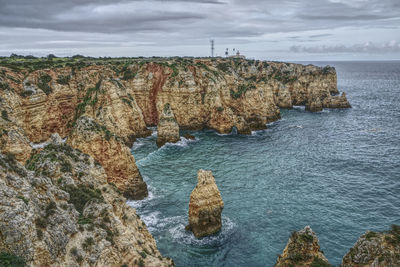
0;0;399;60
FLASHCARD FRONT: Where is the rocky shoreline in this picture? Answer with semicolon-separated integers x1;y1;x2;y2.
0;56;361;266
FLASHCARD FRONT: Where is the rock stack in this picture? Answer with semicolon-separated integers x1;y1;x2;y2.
275;226;332;267
156;103;180;147
186;170;224;238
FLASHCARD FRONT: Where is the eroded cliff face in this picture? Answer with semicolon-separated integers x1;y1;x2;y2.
0;58;350;143
67;116;148;200
275;226;332;267
0;141;173;267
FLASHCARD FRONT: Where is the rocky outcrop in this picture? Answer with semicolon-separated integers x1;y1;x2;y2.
0;142;173;267
156;103;180;147
67;116;147;200
0;119;32;164
275;226;332;267
186;170;224;238
341;225;400;267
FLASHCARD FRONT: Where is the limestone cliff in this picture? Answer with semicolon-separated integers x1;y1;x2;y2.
275;226;332;267
156;103;180;147
0;142;173;267
186;170;224;238
341;225;400;267
0;57;351;202
67;116;148;200
0;58;350;143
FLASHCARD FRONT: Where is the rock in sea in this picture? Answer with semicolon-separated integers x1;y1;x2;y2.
186;170;224;238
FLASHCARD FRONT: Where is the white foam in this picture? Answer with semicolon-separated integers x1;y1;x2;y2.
131;139;145;150
140;211;161;232
126;180;157;209
168;216;237;246
162;136;198;148
136;150;160;166
293;105;306;110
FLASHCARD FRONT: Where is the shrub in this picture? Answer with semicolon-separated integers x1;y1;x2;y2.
77;216;92;225
37;74;52;95
139;251;147;258
45;201;57;217
36;229;43;240
1;110;10;121
17;195;29;205
216;107;224;112
35;217;47;228
311;257;333;267
0;82;10;90
82;237;94;250
20;90;34;97
216;62;230;72
0;252;25;267
365;231;378;240
0;153;26;177
299;233;314;243
139;258;145;267
122;69;136;80
230;83;256;99
56;75;70;85
63;184;104;214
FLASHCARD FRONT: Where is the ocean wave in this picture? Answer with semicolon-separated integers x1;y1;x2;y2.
136;150;161;166
168;216;237;247
292;105;306;110
162;136;198;148
131;139;145;150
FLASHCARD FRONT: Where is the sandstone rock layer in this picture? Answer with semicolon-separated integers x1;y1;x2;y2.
187;170;224;238
275;226;332;267
67;116;148;200
156;103;180;147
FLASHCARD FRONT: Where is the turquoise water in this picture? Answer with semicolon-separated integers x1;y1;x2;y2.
128;61;400;266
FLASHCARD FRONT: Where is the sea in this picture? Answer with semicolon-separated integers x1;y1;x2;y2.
128;61;400;266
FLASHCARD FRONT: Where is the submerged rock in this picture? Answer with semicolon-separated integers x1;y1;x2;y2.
183;133;196;140
341;225;400;267
186;170;224;238
328;92;352;109
156;103;180;147
275;226;332;267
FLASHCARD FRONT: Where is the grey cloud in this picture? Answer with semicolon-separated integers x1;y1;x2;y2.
290;41;400;54
0;0;399;59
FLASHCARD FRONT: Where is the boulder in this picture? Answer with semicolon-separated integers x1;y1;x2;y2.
275;226;332;267
186;170;224;238
156;103;180;147
183;133;196;140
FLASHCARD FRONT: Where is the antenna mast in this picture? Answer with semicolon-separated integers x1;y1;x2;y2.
210;39;214;57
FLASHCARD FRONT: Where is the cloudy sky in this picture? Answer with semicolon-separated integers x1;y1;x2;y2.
0;0;399;60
